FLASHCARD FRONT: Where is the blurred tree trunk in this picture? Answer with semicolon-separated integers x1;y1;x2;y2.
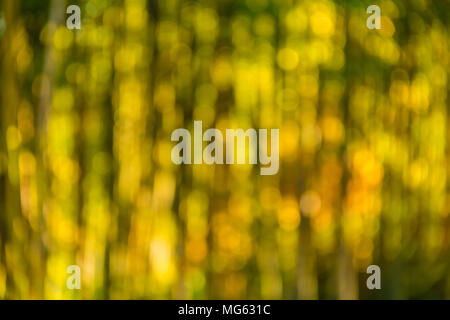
0;0;22;298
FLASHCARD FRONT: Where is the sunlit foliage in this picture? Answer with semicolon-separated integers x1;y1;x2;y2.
0;0;449;299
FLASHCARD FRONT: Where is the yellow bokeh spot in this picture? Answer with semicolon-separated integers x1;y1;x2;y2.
300;190;321;217
6;126;21;150
277;48;299;71
52;27;73;50
150;237;175;284
126;5;147;30
321;116;344;144
185;239;207;263
310;6;334;37
278;196;300;230
378;16;395;37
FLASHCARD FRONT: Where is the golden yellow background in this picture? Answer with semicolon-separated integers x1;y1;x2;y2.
0;0;449;299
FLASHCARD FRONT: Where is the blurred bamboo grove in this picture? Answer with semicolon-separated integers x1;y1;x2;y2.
0;0;449;299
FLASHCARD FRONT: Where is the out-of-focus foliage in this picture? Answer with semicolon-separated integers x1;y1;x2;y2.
0;0;449;299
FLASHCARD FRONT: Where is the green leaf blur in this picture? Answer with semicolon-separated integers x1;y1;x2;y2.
0;0;449;299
